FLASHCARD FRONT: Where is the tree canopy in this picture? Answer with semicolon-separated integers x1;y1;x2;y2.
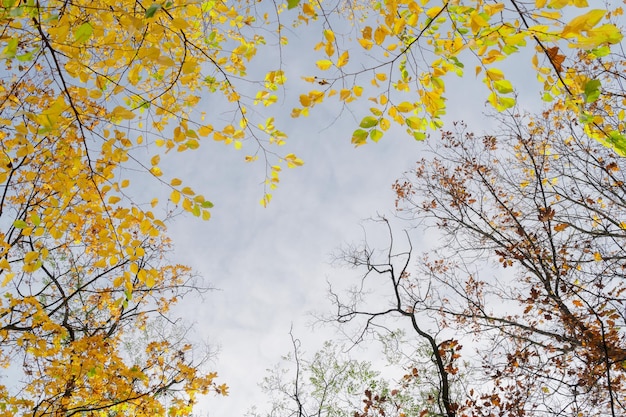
0;0;624;415
291;0;625;152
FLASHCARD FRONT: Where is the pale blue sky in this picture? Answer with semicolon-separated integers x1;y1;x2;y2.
157;28;521;414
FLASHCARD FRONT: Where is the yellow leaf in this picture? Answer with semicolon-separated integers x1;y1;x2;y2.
485;68;505;81
198;125;214;136
395;102;414;112
316;59;332;70
337;51;349;68
137;269;146;283
562;9;606;36
485;3;504;16
303;3;315;16
548;0;569;8
470;11;488;33
171;190;181;204
374;27;386;45
24;251;39;264
323;29;335;43
111;106;136;120
1;272;15;287
593;252;602;261
171;18;189;30
0;258;10;270
150;154;160;166
425;6;444;18
358;38;373;50
171;178;182;186
325;42;335;57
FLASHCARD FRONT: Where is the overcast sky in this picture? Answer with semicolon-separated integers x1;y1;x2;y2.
134;6;546;416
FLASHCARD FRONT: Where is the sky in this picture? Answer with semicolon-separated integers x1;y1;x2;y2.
165;104;437;417
153;22;530;415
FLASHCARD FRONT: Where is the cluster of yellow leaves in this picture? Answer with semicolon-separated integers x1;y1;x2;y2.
292;0;624;152
0;0;311;414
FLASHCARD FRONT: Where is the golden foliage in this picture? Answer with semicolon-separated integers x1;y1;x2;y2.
292;0;625;152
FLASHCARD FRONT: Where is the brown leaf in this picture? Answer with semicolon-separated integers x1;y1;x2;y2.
546;46;565;73
538;206;555;222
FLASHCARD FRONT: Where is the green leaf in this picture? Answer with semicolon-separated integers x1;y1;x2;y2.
185;139;199;149
502;45;518;55
580;112;594;124
450;56;464;68
30;214;41;226
9;6;23;18
13;219;27;229
2;37;18;58
359;116;378;128
495;96;516;111
590;46;610;57
287;0;300;9
74;22;93;43
369;129;383;142
201;201;214;208
494;79;514;94
16;49;37;62
413;131;427;141
584;79;601;103
145;3;161;18
351;129;368;145
608;130;626;156
13;219;28;229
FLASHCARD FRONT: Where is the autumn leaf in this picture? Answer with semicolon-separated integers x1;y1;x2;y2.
538;206;555;222
316;59;333;70
554;223;569;232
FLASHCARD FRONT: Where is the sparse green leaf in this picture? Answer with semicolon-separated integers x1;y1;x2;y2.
370;129;383;142
2;37;18;58
74;22;93;43
359;116;378;128
13;219;27;229
494;79;514;94
584;79;601;103
145;3;161;18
